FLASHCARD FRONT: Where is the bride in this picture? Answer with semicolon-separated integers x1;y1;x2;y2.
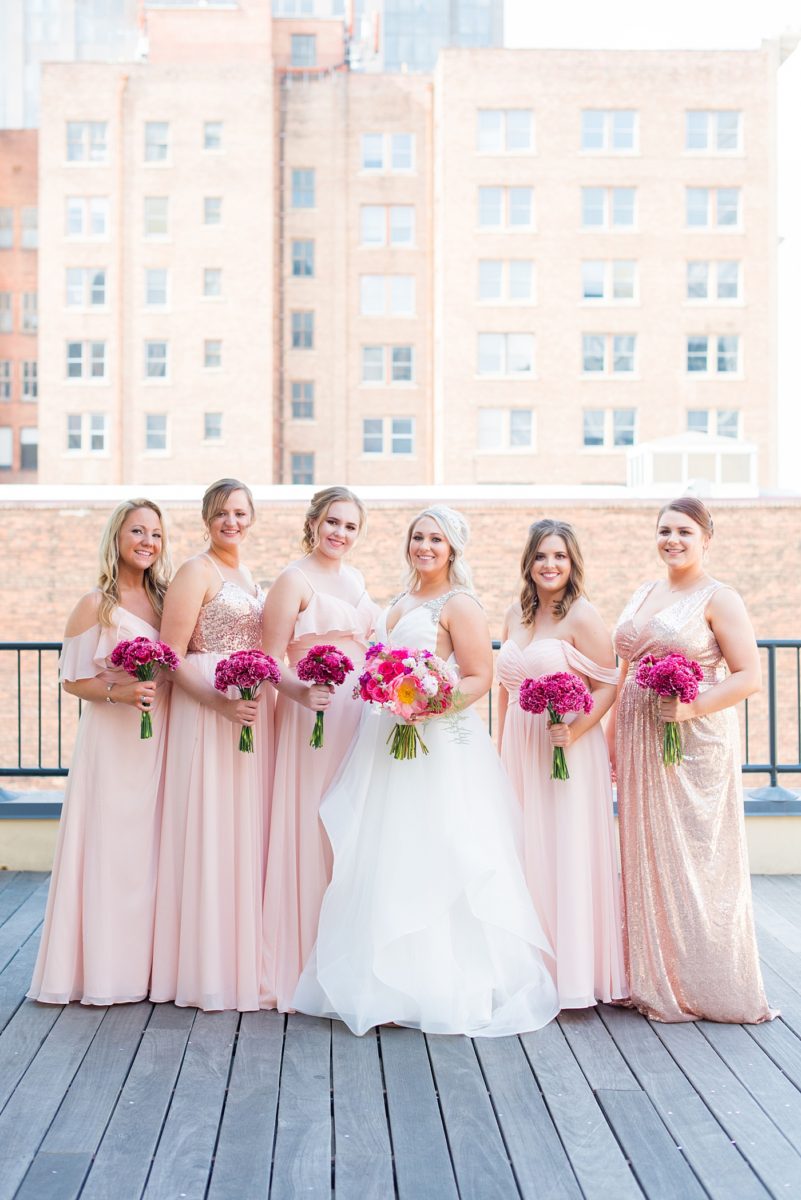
293;506;559;1037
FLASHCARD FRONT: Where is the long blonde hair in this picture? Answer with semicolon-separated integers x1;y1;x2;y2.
97;499;172;626
301;486;367;554
404;506;474;593
520;519;585;625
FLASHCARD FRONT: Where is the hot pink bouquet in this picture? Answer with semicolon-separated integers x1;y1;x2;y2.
354;643;459;760
214;649;281;753
109;637;179;739
635;651;703;766
519;671;594;781
296;643;355;749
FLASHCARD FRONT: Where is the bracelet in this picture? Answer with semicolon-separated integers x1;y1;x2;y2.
105;683;117;705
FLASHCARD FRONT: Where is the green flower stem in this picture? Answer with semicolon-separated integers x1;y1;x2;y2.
387;722;429;760
663;720;683;766
238;686;256;753
136;663;156;740
548;708;570;781
310;710;325;749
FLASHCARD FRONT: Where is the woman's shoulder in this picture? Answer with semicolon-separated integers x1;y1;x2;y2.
64;589;103;638
706;579;746;614
568;595;608;631
441;589;485;620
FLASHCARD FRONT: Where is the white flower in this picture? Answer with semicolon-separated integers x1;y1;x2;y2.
402;657;416;669
421;674;439;696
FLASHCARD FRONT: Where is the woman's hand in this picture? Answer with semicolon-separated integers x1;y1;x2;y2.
658;696;697;723
110;678;157;712
547;719;575;749
216;692;263;726
300;683;334;713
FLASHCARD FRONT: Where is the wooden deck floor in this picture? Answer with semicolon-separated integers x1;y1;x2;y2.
1;873;801;1199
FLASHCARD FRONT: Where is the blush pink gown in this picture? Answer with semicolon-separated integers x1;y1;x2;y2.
150;564;272;1012
497;637;628;1009
29;605;168;1005
261;567;378;1011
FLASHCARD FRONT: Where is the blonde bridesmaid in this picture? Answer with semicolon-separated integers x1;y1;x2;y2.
29;499;172;1005
497;520;627;1009
151;479;273;1012
611;496;774;1023
260;487;377;1012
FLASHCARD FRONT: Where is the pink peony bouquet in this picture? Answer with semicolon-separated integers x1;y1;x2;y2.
354;643;459;760
519;671;594;781
109;637;179;740
635;652;703;766
214;649;281;753
296;644;355;749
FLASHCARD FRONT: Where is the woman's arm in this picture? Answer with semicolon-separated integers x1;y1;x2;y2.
61;592;154;711
659;587;761;723
605;659;629;776
261;570;334;712
548;605;617;751
495;606;514;750
441;595;494;711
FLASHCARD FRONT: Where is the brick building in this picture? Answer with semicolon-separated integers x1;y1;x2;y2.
0;130;38;479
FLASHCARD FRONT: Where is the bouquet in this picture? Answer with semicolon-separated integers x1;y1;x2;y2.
519;671;594;781
354;643;459;760
109;637;179;739
214;649;281;753
296;644;355;749
635;652;703;766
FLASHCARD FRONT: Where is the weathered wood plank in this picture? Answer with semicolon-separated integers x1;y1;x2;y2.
380;1025;458;1200
753;876;801;929
41;1001;151;1154
0;1003;106;1200
557;1008;639;1091
598;1005;769;1200
520;1020;643;1200
474;1035;582;1200
0;872;41;926
426;1035;518;1200
206;1010;284;1200
654;1022;801;1195
755;922;801;995
142;1009;238;1200
81;1004;196;1200
270;1014;332;1200
596;1089;706;1200
751;892;801;953
0;871;20;893
0;881;48;973
697;1020;801;1145
746;1016;801;1092
0;928;45;1036
15;1151;92;1200
330;1023;394;1200
0;999;62;1112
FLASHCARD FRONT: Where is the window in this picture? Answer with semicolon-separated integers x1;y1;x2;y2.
21;207;37;249
362;418;383;454
292;240;315;277
204;196;222;225
66;267;107;307
686;111;741;153
612;408;636;446
144;196;169;237
391;345;414;383
0;293;11;333
291;452;314;484
22;361;37;400
477;408;535;451
291;311;314;349
0;209;11;249
204;339;222;369
361;345;415;384
66;121;107;163
581;110;637;152
477;260;535;303
145;413;168;452
66;412;107;454
291;169;315;209
686;334;740;374
477;333;534;376
360;205;416;248
581;260;637;302
291;381;314;419
203;121;223;151
686;187;741;229
144;121;169;163
65;197;109;238
361;133;415;172
583;409;637;448
144;268;168;307
66;414;82;451
582;334;637;375
362;346;384;383
359;276;415;317
686;261;740;301
362;417;415;455
0;427;12;469
204;412;223;441
144;341;168;380
477;186;534;229
391;417;414;455
203;268;222;298
392;133;414;171
290;34;316;67
21;289;35;333
275;0;315;11
476;110;533;153
19;428;37;471
581;187;636;229
687;409;741;438
0;362;10;401
66;341;106;380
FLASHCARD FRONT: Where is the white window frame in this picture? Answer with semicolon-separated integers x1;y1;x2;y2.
203;412;223;442
291;311;315;349
65;197;109;240
22;361;37;401
360;345;415;385
687;408;742;439
476;109;534;154
477;260;536;304
290;452;315;484
580;110;638;153
145;412;169;454
0;293;11;333
66;121;108;164
685;187;741;231
291;168;316;209
0;361;10;401
478;186;535;231
685;110;742;154
0;426;12;469
582;407;638;450
686;334;741;376
686;260;741;303
581;187;636;231
580;260;638;304
477;407;536;453
21;207;37;249
361;416;416;457
203;196;222;226
144;267;169;308
204;339;222;370
290;380;315;420
66;340;107;382
22;292;37;334
477;333;535;378
581;333;637;376
66;267;107;309
291;239;315;277
202;267;223;299
290;33;317;68
0;208;12;249
143;196;169;238
144;340;169;382
65;412;109;456
144;121;170;164
359;276;416;317
360;133;416;173
203;121;223;152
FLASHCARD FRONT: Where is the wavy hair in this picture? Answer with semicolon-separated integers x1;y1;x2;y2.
404;506;474;593
520;519;585;625
97;499;171;626
657;496;714;537
301;486;367;555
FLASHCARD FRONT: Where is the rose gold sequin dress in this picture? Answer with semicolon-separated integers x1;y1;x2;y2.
613;580;774;1024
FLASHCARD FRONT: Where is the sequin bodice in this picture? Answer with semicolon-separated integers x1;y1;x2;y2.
613;580;727;683
188;580;265;654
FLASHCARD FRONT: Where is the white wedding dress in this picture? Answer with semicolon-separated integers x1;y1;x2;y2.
292;594;560;1037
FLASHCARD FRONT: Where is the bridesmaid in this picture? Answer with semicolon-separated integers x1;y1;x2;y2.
29;499;172;1004
611;496;774;1023
151;478;272;1012
260;486;377;1011
497;519;627;1009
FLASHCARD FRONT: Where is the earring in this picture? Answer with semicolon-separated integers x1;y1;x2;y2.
449;554;454;562
203;530;209;542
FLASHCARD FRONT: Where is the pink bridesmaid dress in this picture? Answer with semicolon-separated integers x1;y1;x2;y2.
261;567;378;1012
29;605;168;1005
497;637;628;1009
150;560;272;1012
